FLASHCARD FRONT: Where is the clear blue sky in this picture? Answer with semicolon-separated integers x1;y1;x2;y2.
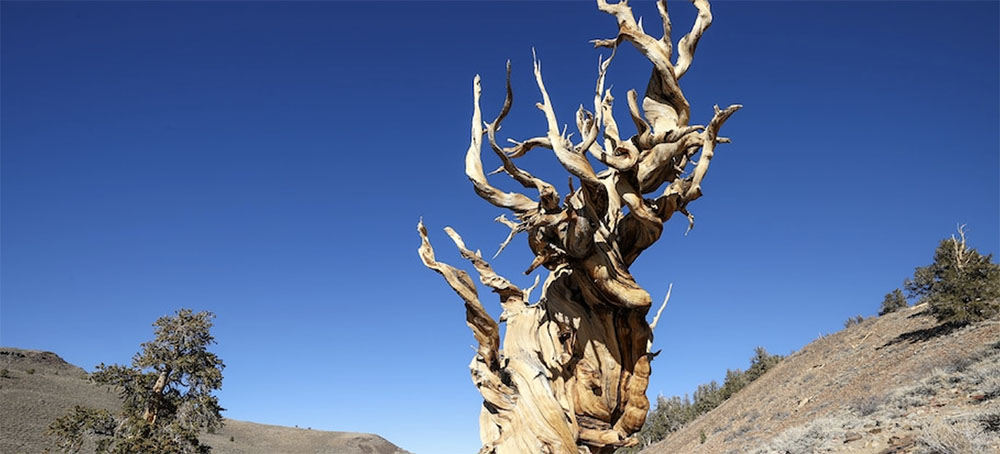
2;2;997;453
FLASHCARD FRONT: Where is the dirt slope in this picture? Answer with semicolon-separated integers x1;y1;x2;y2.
202;420;407;454
0;347;410;454
640;305;1000;454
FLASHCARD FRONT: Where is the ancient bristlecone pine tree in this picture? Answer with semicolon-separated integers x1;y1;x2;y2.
417;1;739;452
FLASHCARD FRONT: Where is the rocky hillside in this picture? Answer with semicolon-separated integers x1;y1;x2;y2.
0;347;410;454
640;304;1000;454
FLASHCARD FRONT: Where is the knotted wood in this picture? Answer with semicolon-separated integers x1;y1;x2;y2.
418;1;739;452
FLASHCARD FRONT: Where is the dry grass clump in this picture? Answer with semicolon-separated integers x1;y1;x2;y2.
918;419;994;454
923;340;1000;399
748;415;849;454
885;384;932;416
848;395;880;417
979;412;1000;433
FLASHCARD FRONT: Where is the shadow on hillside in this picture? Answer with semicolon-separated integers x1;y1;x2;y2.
879;321;967;349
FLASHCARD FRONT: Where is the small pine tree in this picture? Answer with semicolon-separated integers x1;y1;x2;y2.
904;226;1000;324
693;381;723;415
719;368;748;401
620;347;783;452
48;309;224;454
745;346;782;382
879;288;908;316
844;315;864;328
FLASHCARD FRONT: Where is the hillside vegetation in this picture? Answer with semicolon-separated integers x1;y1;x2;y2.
628;226;1000;454
622;347;783;452
639;305;999;454
0;348;409;454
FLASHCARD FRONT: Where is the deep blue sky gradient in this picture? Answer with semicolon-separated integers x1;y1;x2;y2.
2;2;998;453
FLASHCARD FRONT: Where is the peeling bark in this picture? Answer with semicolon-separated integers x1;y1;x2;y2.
142;368;170;425
418;1;738;452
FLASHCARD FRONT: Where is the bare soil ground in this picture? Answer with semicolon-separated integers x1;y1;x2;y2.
203;420;408;454
0;347;410;454
640;305;1000;454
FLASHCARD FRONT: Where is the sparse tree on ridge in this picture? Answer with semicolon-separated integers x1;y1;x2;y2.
844;315;865;328
48;309;224;454
905;225;1000;324
619;347;782;453
745;346;781;382
416;0;740;451
879;288;908;316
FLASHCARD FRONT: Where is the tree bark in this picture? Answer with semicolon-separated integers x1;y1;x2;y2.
418;1;738;452
143;368;170;425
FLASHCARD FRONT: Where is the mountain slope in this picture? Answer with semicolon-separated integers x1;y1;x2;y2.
203;420;407;454
0;348;409;454
640;305;1000;454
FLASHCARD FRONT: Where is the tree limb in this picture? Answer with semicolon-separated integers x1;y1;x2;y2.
532;53;602;186
674;0;712;80
595;0;689;131
417;220;501;367
486;63;561;212
465;76;538;213
684;104;741;199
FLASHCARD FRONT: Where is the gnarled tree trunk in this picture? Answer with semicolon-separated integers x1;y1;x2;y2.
418;1;739;452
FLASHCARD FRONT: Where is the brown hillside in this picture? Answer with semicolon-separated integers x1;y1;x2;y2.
203;420;408;454
0;348;120;454
640;305;1000;454
0;347;410;454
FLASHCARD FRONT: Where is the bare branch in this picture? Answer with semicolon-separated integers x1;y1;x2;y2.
444;226;528;311
523;274;541;302
583;54;641;172
952;223;969;270
674;0;712;80
504;136;552;159
486;130;559;207
594;0;668;66
680;206;695;234
656;0;673;58
626;89;651;140
684;104;741;199
647;283;672;353
416;220;501;367
533;53;601;186
600;92;622;149
465;76;538;213
595;0;689;131
485;66;561;211
490;60;515;128
576;52;614;159
649;283;672;331
493;214;524;259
